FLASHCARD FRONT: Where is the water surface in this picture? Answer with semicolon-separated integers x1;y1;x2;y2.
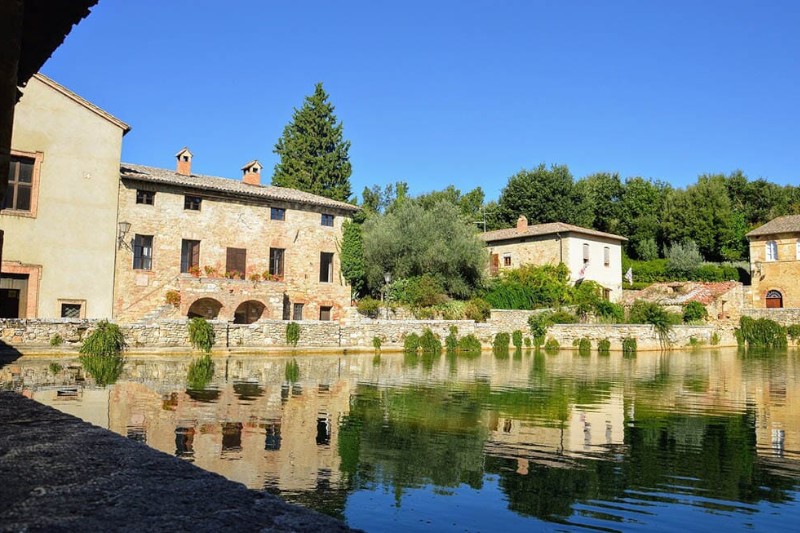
2;348;799;531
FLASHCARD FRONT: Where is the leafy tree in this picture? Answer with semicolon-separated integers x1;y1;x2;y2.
573;172;623;234
496;164;578;227
361;201;486;298
341;219;366;296
272;83;352;201
618;177;670;258
636;238;659;261
665;240;703;275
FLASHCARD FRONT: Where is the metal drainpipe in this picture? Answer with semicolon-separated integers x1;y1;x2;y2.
557;233;563;264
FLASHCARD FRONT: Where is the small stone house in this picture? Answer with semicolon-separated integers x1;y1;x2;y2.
746;215;800;308
479;217;627;302
114;150;358;323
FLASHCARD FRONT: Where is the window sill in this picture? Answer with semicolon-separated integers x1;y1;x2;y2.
0;209;36;219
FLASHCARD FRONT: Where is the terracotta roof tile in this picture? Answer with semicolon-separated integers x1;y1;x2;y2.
120;163;359;212
746;215;800;238
479;221;627;242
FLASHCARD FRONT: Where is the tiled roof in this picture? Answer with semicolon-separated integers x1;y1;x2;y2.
479;222;627;243
120;163;359;212
621;281;740;307
746;215;800;238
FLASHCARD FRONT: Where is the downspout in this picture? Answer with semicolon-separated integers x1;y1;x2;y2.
556;233;563;264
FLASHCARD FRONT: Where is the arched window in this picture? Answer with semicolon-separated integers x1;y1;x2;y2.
766;290;783;309
765;241;778;262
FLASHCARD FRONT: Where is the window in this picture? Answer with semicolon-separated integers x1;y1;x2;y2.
766;241;778;262
319;252;334;283
269;248;285;278
4;155;34;212
796;240;800;260
321;213;334;227
226;247;247;278
184;195;202;211
136;190;155;205
604;246;610;267
180;239;200;273
293;303;304;320
61;303;82;319
503;255;511;267
319;306;332;321
583;243;590;263
133;235;153;270
271;207;285;221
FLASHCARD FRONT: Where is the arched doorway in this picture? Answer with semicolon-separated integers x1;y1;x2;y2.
187;298;223;319
233;300;265;324
766;290;783;309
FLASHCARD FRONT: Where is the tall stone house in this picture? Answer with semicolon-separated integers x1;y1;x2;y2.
746;215;800;309
114;150;358;323
0;74;130;319
479;216;626;302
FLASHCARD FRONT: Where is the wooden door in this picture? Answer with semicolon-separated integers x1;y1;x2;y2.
766;290;783;308
491;254;499;276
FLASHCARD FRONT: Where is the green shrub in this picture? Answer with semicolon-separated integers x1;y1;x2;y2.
597;338;611;354
48;362;63;374
412;306;436;320
682;301;708;323
419;328;441;355
484;264;571;310
572;281;603;320
787;324;800;344
284;358;300;383
49;333;63;347
357;297;381;318
404;333;421;353
737;316;786;349
666;240;703;275
80;320;126;357
187;317;215;353
286;322;300;346
464;297;491;322
544;338;560;354
393;274;447;307
512;330;523;349
187;355;214;389
457;334;482;354
628;300;678;347
622;337;637;356
527;313;552;347
437;300;466;320
493;332;510;350
445;326;458;353
549;311;578;324
594;301;624;323
523;337;532;348
372;336;382;351
578;337;591;356
710;332;720;345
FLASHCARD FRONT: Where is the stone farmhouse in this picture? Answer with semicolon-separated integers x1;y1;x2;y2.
746;215;800;309
0;74;130;319
114;151;358;323
479;216;626;302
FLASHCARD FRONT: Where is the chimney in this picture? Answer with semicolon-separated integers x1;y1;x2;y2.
241;160;262;186
176;147;193;176
517;215;528;231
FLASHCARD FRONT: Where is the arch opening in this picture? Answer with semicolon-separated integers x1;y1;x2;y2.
233;300;265;324
187;298;223;319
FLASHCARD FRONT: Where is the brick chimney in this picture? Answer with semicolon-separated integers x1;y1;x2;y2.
241;160;262;186
517;215;528;231
176;147;193;176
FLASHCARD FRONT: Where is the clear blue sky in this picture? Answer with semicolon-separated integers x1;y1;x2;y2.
40;0;799;201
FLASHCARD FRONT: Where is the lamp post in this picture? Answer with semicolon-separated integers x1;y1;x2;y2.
117;221;131;249
383;272;392;320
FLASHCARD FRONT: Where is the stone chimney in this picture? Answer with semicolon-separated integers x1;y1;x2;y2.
517;215;528;231
176;147;193;176
241;160;263;186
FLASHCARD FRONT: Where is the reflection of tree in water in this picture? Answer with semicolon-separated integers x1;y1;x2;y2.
79;354;124;386
265;471;351;521
186;355;214;390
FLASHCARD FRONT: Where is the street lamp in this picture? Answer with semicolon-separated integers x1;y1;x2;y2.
383;272;392;320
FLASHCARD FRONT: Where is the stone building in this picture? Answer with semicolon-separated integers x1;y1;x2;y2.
0;74;129;318
746;214;800;309
479;216;626;301
114;151;358;323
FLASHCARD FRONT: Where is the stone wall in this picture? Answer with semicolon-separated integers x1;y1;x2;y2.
741;307;800;326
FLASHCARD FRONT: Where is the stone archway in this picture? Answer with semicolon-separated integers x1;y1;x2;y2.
766;290;783;309
187;298;223;319
233;300;266;324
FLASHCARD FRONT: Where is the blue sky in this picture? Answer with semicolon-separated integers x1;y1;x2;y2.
41;0;799;201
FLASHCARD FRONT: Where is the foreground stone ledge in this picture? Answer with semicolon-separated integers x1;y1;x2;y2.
0;392;357;532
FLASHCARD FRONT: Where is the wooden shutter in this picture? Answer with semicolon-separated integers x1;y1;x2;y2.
226;248;246;276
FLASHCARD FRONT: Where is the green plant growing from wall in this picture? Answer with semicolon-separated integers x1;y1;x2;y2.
710;331;721;345
493;332;510;358
736;316;786;349
404;333;420;353
187;355;214;390
527;313;552;347
523;336;532;348
48;362;62;374
682;301;709;323
49;333;63;347
512;330;523;349
622;337;637;357
80;320;126;357
544;338;560;354
445;326;459;354
629;300;677;348
284;359;300;383
188;317;215;353
597;338;611;355
286;322;300;346
787;324;800;345
578;337;591;356
457;334;482;355
419;328;442;355
372;336;382;352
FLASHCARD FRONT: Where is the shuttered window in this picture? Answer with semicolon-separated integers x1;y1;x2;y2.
180;239;200;273
269;248;285;278
226;247;247;277
319;252;334;283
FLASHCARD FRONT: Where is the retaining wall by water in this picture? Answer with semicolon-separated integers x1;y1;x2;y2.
0;310;735;353
741;308;800;326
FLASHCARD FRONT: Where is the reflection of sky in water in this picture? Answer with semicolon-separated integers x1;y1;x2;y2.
2;348;800;531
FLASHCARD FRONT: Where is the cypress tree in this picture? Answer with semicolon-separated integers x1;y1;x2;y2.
272;83;352;201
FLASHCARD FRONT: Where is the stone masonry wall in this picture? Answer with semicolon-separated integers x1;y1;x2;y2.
741;308;800;326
